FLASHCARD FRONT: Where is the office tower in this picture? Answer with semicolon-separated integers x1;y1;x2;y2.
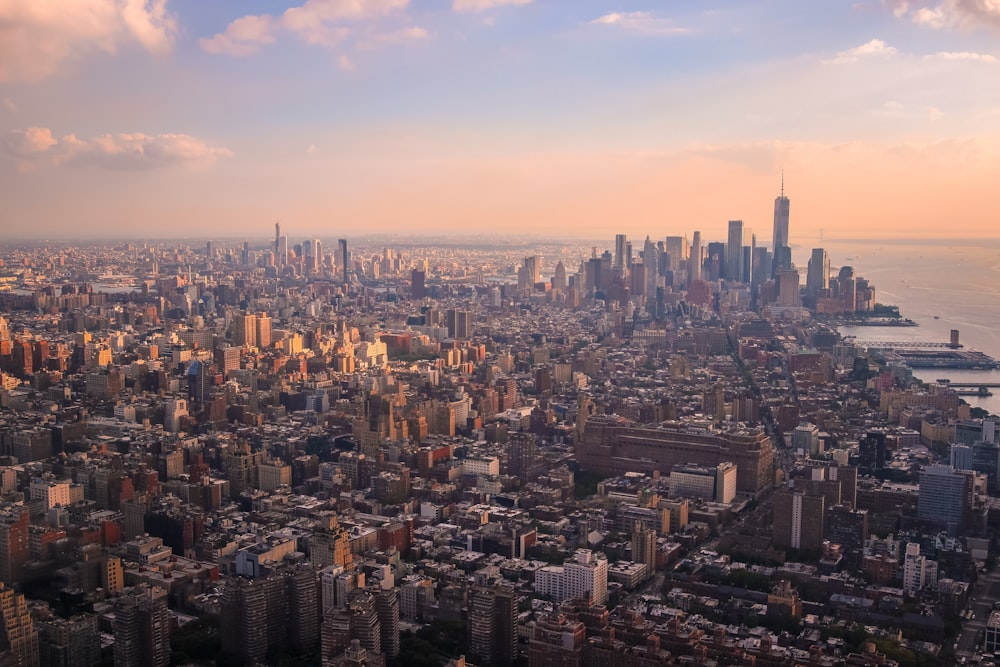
918;464;972;535
0;582;38;667
256;312;272;349
726;220;744;282
751;246;770;288
375;587;399;658
741;242;753;284
806;248;830;297
275;222;281;254
231;312;257;348
552;261;567;291
773;490;825;550
522;256;541;285
303;238;322;274
113;585;170;667
338;239;349;284
689;231;702;283
632;522;656;578
859;432;887;471
205;240;214;258
772;175;790;253
410;269;426;298
614;234;627;269
838;266;857;312
0;506;29;586
825;505;868;567
951;444;974;471
973;441;1000;493
468;584;518;666
665;235;689;272
776;269;801;307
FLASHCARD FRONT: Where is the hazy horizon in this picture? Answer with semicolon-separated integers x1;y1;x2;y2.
2;1;999;239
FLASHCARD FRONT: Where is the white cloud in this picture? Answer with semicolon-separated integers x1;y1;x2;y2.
822;39;897;64
199;15;275;56
202;0;413;55
884;0;912;17
913;6;947;26
371;26;429;43
307;144;319;154
925;50;998;61
589;11;690;35
0;0;177;82
890;0;1000;31
337;55;355;71
1;127;231;171
452;0;533;13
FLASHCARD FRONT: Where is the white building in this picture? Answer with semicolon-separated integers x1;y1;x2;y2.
534;549;608;605
462;456;500;477
669;462;737;504
30;478;71;509
902;542;936;593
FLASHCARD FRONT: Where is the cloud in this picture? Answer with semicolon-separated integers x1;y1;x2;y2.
199;15;275;56
0;0;177;82
370;26;429;43
307;144;319;154
1;127;231;171
822;39;897;64
338;55;355;71
891;0;1000;30
202;0;411;54
925;50;998;61
452;0;533;13
2;98;15;112
589;11;690;35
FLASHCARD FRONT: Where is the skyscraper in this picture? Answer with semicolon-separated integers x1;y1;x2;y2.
113;584;170;667
689;231;702;284
614;234;627;269
806;248;830;297
338;239;349;285
918;464;972;535
772;174;790;253
726;220;744;282
632;522;656;579
0;582;38;667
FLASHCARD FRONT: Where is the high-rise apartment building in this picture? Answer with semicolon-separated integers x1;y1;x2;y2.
0;506;29;586
113;584;170;667
231;312;257;349
535;549;608;606
468;583;518;666
631;522;656;579
773;490;825;551
0;582;38;667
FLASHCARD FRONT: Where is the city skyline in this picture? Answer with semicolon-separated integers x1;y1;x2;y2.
2;1;1000;239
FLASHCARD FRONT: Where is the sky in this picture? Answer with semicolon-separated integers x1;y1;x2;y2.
1;0;999;243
